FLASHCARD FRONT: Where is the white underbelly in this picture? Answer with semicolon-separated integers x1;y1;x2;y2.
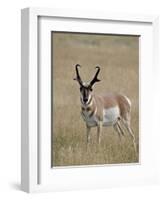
81;106;120;127
103;106;120;126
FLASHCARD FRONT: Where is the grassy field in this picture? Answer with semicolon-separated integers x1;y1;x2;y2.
52;32;139;167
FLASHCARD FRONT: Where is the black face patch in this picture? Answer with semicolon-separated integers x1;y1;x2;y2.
80;86;92;104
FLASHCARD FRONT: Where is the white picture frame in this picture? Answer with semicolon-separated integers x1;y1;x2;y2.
21;7;159;193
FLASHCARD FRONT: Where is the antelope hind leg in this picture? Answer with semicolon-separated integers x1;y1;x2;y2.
113;123;122;141
117;120;125;136
128;126;137;155
121;120;137;156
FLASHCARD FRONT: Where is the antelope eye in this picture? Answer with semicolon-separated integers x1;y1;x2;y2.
88;86;92;91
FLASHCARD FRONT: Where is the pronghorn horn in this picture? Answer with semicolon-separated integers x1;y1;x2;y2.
90;66;101;86
73;64;83;86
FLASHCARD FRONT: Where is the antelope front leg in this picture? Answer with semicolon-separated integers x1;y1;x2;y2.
97;121;102;144
86;125;91;144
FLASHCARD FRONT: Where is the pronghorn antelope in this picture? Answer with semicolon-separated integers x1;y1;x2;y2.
74;64;137;154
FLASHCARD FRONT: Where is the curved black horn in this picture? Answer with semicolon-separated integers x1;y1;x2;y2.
90;66;101;86
73;64;83;86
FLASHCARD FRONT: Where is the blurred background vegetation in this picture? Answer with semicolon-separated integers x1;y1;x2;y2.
52;32;139;166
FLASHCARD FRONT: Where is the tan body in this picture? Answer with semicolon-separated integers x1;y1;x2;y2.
81;93;137;153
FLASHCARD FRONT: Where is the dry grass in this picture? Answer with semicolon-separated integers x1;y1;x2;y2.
52;32;139;166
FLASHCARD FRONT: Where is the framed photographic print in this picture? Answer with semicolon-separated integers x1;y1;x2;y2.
21;8;159;193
